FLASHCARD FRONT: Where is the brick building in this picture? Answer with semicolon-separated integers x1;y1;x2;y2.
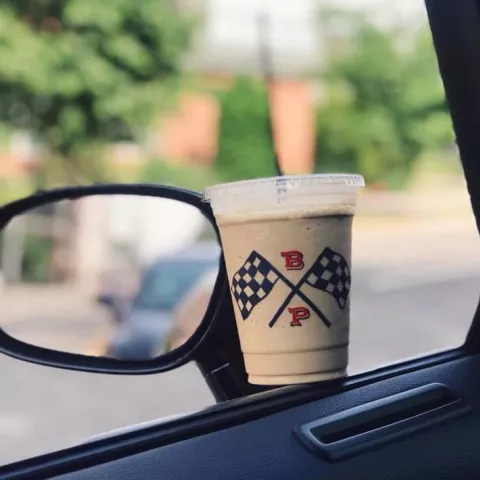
157;0;321;174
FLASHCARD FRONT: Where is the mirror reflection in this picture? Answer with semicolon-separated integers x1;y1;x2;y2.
0;195;219;360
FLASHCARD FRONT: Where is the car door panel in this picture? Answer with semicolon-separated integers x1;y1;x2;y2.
1;351;478;480
54;354;480;480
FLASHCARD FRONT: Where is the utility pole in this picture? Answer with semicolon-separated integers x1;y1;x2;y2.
1;216;25;284
258;12;283;177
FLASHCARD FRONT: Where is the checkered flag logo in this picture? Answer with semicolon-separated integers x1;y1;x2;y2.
305;247;351;309
231;251;280;320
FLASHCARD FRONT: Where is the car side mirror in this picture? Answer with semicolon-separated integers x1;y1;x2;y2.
0;183;227;376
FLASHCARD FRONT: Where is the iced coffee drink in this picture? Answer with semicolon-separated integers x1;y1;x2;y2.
204;174;364;385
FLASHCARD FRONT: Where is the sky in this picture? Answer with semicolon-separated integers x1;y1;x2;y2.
332;0;426;27
190;0;427;75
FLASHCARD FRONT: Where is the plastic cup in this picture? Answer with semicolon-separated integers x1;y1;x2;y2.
204;174;365;385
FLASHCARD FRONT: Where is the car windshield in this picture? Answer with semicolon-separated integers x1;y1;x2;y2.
132;259;217;311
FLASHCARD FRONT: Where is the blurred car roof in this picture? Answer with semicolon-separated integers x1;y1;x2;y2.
151;241;220;264
167;266;220;351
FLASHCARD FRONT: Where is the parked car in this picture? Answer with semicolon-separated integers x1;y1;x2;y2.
99;242;220;360
164;266;219;353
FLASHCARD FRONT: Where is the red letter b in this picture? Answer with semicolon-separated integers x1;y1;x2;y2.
281;250;304;270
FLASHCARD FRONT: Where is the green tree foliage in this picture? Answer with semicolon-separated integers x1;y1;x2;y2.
0;0;193;184
315;18;454;188
22;236;53;283
215;78;278;181
139;158;221;191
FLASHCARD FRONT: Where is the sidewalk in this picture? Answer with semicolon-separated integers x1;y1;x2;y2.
0;285;101;322
356;178;473;222
352;182;480;288
356;179;477;251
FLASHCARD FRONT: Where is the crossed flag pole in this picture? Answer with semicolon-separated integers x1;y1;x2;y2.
230;248;351;329
268;260;331;328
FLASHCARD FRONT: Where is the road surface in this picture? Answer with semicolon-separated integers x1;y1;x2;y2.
0;266;477;466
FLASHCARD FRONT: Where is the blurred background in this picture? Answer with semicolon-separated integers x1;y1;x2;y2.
0;0;479;466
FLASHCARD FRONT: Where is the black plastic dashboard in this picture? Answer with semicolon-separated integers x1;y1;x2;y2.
4;351;479;480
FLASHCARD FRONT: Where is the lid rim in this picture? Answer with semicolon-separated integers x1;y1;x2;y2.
203;174;365;201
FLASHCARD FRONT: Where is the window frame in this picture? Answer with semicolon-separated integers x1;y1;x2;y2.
425;0;480;352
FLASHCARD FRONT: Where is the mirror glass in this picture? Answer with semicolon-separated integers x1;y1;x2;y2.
0;194;219;360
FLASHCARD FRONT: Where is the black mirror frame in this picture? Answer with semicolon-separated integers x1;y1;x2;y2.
0;183;228;375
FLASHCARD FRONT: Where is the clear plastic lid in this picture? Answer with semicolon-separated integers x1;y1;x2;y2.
203;174;365;219
204;174;364;200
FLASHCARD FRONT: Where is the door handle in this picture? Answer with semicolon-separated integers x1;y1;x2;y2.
295;383;471;462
